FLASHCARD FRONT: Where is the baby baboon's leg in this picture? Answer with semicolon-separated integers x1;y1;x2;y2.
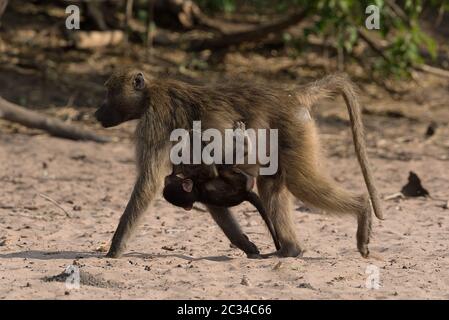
284;123;372;257
257;175;303;257
206;205;261;258
246;191;281;250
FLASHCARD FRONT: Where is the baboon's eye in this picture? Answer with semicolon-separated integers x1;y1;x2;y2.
132;72;145;90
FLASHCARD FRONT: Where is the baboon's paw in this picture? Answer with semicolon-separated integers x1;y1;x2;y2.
358;245;370;258
261;245;303;258
246;253;264;259
105;249;123;259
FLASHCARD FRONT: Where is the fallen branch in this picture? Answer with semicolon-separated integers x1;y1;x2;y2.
384;192;405;201
39;193;71;218
71;30;125;49
0;96;111;143
414;64;449;79
188;8;310;51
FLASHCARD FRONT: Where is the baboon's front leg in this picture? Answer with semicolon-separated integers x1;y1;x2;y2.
107;143;170;258
107;176;153;258
207;205;261;258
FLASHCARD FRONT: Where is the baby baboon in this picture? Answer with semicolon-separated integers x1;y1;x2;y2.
163;120;280;252
95;69;383;259
163;165;281;252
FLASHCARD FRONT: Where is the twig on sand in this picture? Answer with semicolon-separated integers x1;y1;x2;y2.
38;193;72;218
192;205;207;212
384;192;405;201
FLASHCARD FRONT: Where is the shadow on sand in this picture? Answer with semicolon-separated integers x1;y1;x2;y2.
0;250;234;262
0;249;332;262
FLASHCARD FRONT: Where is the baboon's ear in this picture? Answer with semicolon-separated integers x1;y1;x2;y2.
132;72;145;90
182;179;194;193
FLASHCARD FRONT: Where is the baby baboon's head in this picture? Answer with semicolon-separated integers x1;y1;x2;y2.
95;69;148;128
163;174;198;211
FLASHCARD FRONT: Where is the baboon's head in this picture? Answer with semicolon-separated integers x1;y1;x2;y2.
95;69;148;128
162;175;198;211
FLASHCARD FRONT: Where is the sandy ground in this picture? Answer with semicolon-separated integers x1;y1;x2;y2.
1;0;448;301
1;109;448;299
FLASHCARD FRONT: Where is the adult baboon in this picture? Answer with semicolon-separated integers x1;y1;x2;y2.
95;70;382;258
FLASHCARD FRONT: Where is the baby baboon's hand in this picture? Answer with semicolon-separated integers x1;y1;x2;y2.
233;121;252;163
233;120;246;131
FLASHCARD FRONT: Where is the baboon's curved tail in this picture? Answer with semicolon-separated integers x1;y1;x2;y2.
296;74;384;220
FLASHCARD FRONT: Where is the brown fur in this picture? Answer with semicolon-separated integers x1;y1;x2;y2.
162;167;281;251
95;69;382;258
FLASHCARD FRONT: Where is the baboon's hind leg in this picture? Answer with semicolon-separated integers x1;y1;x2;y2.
356;204;372;257
257;175;303;257
285;157;372;257
281;119;372;257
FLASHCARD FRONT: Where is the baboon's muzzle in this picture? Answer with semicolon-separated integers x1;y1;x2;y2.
94;103;122;128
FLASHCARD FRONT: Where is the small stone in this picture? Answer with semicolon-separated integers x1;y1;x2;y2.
95;243;108;253
297;282;314;290
241;275;250;286
272;262;282;270
443;200;449;210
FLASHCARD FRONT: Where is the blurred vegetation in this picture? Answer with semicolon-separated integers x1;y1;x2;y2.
1;0;449;137
2;0;449;82
191;0;448;78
